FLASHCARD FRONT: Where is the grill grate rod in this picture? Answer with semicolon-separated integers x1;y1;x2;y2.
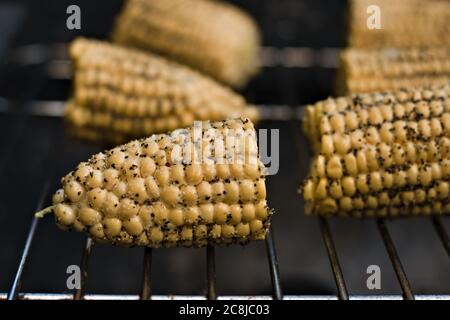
140;247;153;300
376;219;414;300
7;181;50;300
318;217;349;300
432;217;450;259
265;229;283;300
74;237;94;300
206;245;217;300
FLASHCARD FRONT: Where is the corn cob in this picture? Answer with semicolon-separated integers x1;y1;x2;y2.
65;38;259;144
348;0;450;48
301;85;450;217
338;47;450;94
111;0;261;88
36;118;272;247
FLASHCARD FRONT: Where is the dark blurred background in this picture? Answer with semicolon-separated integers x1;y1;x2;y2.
0;0;449;298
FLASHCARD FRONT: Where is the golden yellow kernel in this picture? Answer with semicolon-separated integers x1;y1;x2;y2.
200;204;214;224
365;127;380;145
52;189;65;204
321;135;334;156
186;164;203;184
329;180;343;199
367;196;378;209
339;197;352;211
438;181;449;199
140;157;156;178
394;170;407;188
79;207;102;226
314;156;325;178
54;204;76;225
239;179;255;201
86;187;107;210
344;153;358;176
356;174;369;194
214;203;230;224
366;145;378;171
161;185;181;206
356;149;368;173
89;223;105;239
112;181;127;198
123;216;144;236
216;164;231;180
344;111;358;130
118;198;139;219
73;219;86;232
350;130;364;149
327;155;343;179
86;170;103;189
181;227;194;241
230;164;245;179
149;227;164;243
380;123;394;143
144;176;160;199
64;180;85;202
419;166;433;186
242;203;256;222
127;177;147;203
195;225;208;239
315;178;328;200
168;208;184;226
330;114;345;133
222;225;236;238
224;180;240;203
103;168;119;191
236;223;250;236
378;192;390;206
152;203;167;224
318;198;338;214
255;179;266;200
334;134;351;155
197;181;212;203
155;166;170;186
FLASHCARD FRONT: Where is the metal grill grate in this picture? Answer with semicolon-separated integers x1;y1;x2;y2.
1;44;450;300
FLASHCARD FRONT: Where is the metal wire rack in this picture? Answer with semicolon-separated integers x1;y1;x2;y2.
1;44;450;300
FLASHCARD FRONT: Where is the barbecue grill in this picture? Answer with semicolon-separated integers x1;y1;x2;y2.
1;0;450;301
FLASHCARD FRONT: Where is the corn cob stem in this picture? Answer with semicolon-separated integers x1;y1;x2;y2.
35;206;54;218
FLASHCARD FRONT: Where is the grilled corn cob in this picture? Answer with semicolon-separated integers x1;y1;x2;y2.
111;0;261;88
338;47;450;94
36;118;272;247
301;85;450;217
348;0;450;48
66;38;259;143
